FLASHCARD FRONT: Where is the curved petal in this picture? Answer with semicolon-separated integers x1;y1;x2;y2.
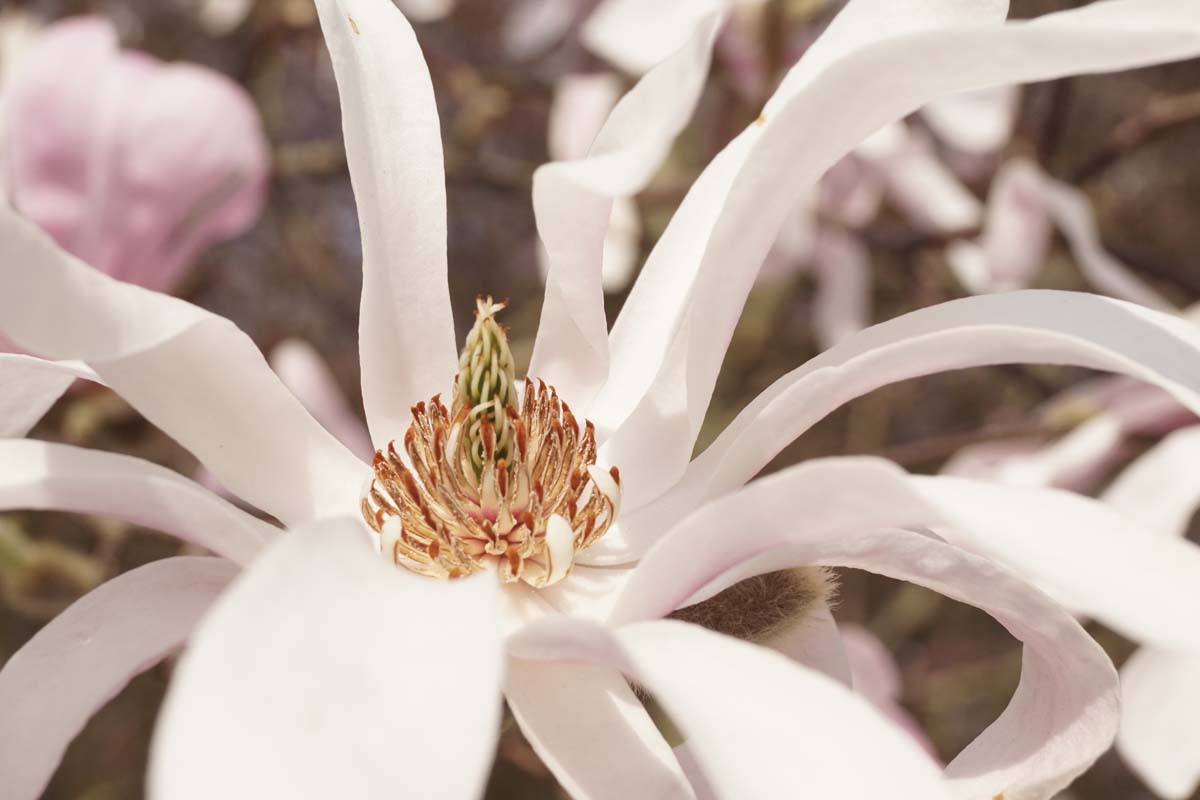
0;211;366;525
597;0;1200;505
313;0;457;443
148;517;503;800
505;659;695;799
0;556;237;800
582;0;734;75
528;12;721;411
599;291;1200;562
509;618;952;799
1101;425;1200;539
0;440;275;565
765;599;851;687
921;85;1019;156
0;354;98;437
609;459;1120;799
841;625;938;756
1117;647;1200;800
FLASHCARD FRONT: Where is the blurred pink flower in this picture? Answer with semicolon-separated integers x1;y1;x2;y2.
2;16;269;296
5;2;1200;799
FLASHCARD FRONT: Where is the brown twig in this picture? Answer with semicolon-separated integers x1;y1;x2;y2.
1071;90;1200;183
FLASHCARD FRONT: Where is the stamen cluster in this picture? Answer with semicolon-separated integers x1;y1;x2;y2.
361;298;620;587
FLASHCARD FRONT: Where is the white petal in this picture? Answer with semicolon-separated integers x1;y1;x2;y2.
505;658;695;799
582;0;735;75
149;517;503;800
811;226;871;349
0;557;236;800
609;459;1120;799
0;354;98;437
0;440;275;565
528;12;721;411
313;0;457;443
510;618;952;799
765;600;852;687
921;85;1020;155
0;210;366;525
270;338;374;461
597;1;1200;505
595;291;1200;563
1117;648;1200;800
394;0;453;23
1102;424;1200;539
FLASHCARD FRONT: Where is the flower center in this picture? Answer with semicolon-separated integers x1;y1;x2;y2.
360;297;621;588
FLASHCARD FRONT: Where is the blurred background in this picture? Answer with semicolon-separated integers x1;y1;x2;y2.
2;0;1199;797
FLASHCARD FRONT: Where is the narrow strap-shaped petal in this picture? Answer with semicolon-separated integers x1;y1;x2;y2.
313;0;457;444
0;211;367;525
597;1;1200;505
0;556;237;800
527;11;722;412
0;353;98;437
0;440;275;565
269;339;374;461
509;618;952;799
597;291;1200;563
505;659;696;799
149;517;503;800
609;460;1121;799
1117;647;1200;800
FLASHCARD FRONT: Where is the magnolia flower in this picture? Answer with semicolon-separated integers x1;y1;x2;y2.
2;16;269;297
5;1;1200;798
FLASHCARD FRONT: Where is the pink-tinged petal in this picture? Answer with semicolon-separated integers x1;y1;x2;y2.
592;291;1200;564
149;517;503;800
910;474;1200;653
0;440;275;565
597;1;1200;507
270;339;373;462
841;624;938;757
313;0;457;444
856;123;982;234
811;226;871;348
0;354;98;437
528;13;721;411
672;743;716;800
5;17;268;294
502;0;578;61
921;85;1020;156
1117;648;1200;800
0;556;237;800
942;414;1125;492
0;211;366;525
510;618;952;798
394;0;454;22
505;659;695;799
609;459;1119;799
1102;425;1200;539
766;600;852;687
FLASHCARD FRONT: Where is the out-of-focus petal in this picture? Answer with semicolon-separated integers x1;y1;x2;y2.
1117;648;1200;800
597;0;1200;508
539;74;644;295
0;211;366;525
0;440;275;565
921;85;1020;156
609;459;1119;799
270;339;373;462
1102;425;1200;539
811;226;871;348
0;557;236;800
510;618;952;799
765;600;852;686
149;517;503;800
841;624;938;756
505;659;695;799
313;0;457;444
6;17;269;293
856;123;982;234
198;0;255;35
0;354;98;437
502;0;578;61
596;290;1200;564
528;13;720;412
583;0;754;75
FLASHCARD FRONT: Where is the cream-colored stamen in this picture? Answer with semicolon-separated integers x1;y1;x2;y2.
360;297;620;588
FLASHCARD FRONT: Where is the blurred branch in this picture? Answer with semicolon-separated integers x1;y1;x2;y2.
1071;90;1200;183
860;417;1058;468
